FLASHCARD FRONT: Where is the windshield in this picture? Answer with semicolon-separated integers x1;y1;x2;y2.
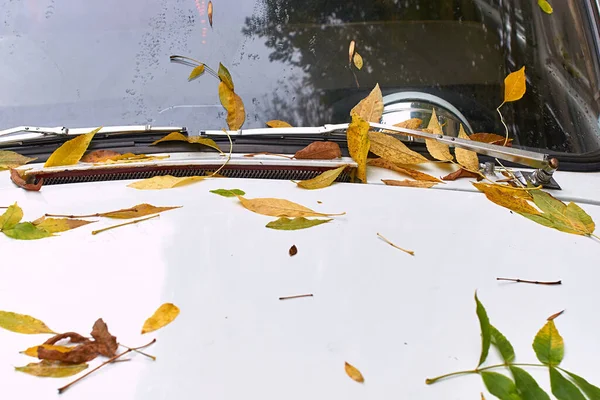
2;0;600;157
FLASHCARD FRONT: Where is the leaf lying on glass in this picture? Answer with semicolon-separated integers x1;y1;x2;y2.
0;150;36;170
296;165;347;190
44;127;102;168
294;142;342;160
151;132;222;152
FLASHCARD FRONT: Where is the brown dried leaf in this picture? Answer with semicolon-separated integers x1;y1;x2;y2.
44;332;90;346
266;120;293;128
10;169;43;191
425;109;453;161
368;131;428;165
382;179;437;189
38;343;100;364
207;1;213;27
442;168;483;181
345;362;365;383
456;124;480;171
350;83;383;123
348;40;355;63
294;142;341;160
368;158;441;182
81;150;122;163
21;344;74;358
289;245;298;256
90;318;118;357
470;133;513;146
347;115;370;182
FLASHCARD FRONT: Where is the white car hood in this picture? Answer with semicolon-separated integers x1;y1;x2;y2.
1;162;599;399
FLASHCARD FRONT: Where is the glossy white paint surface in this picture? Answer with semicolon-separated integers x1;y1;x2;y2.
1;165;600;399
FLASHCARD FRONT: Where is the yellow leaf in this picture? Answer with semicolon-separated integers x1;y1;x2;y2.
266;120;293;128
345;362;364;383
369;158;441;182
425;110;453;161
538;0;553;14
350;83;383;123
15;360;88;378
0;151;36;170
353;52;363;70
151;132;222;152
0;202;23;231
141;303;180;334
218;63;234;91
127;175;205;190
81;150;122;163
347;114;370;182
188;65;205;81
382;179;437;189
100;204;182;219
473;182;539;215
368;131;428;165
218;82;246;130
44;127;102;168
0;311;55;334
238;196;344;218
348;40;355;63
393;118;423;130
456;125;480;171
533;320;564;366
504;66;526;103
208;0;213;27
21;345;73;358
296;165;347;190
32;217;94;234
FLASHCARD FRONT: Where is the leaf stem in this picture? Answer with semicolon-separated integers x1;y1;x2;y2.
496;102;510;146
496;277;562;285
169;55;219;79
279;294;314;300
426;363;547;384
58;339;156;394
377;232;415;256
119;343;156;360
46;207;140;219
210;129;233;177
91;215;159;235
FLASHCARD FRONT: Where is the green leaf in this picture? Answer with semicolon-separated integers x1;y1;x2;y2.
188;65;205;81
532;320;564;366
481;372;522;400
563;371;600;400
3;222;53;240
510;366;551;400
538;0;553;14
550;367;586;400
0;311;55;334
475;292;491;367
265;217;333;231
210;189;246;197
218;63;234;91
15;360;88;378
491;325;515;363
0;203;23;231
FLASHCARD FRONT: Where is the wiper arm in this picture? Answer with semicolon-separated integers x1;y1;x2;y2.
0;125;186;145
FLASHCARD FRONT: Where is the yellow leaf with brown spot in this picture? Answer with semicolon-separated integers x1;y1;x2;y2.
32;217;94;234
219;82;246;130
353;52;363;70
368;131;428;165
100;204;182;219
266;120;293;128
127;175;205;190
238;196;344;218
0;151;36;170
504;67;526;103
472;182;539;215
15;361;88;378
350;83;383;123
22;345;73;358
347;115;370;182
151;132;222;152
0;311;55;334
142;303;180;334
456;124;480;171
345;362;364;383
382;179;437;188
425;110;453;161
369;158;440;182
296;165;347;190
44;127;102;167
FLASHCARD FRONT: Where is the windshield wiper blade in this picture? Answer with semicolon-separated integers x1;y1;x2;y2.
0;125;186;145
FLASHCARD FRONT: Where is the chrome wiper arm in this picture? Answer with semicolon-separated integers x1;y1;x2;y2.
0;125;186;145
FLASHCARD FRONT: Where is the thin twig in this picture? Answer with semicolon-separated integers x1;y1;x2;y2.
377;233;415;256
45;207;139;219
496;277;562;285
210;129;233;177
119;343;156;360
91;215;159;235
58;339;156;394
496;102;510;146
279;294;313;300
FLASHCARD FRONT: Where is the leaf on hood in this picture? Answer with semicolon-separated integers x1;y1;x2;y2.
208;1;213;26
81;150;122;163
353;52;363;70
266;120;292;128
90;318;118;357
382;179;437;189
44;127;102;168
289;245;298;256
219;82;246;130
0;311;55;334
10;169;43;191
368;131;428;165
238;196;344;218
296;165;347;190
188;64;205;81
470;133;513;146
15;360;89;378
504;67;526;103
210;188;246;197
294;142;342;160
425;109;453;161
533;320;564;367
472;182;540;215
127;175;205;190
100;204;182;219
369;158;441;182
538;0;553;14
348;40;355;63
142;303;180;334
218;62;234;91
22;344;74;358
3;222;53;240
266;217;332;231
32;217;94;233
344;362;364;383
351;84;383;123
0;150;36;170
151;132;222;152
346;114;370;182
442;168;483;181
455;125;480;171
0;202;24;231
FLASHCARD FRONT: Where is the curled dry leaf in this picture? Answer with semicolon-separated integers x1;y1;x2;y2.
81;150;121;163
538;0;553;14
382;179;437;189
44;332;90;345
151;132;222;152
219;82;246;130
0;150;36;170
0;310;55;334
425;109;453;161
22;345;73;358
207;1;213;26
90;318;118;357
238;196;344;218
210;188;246;197
350;83;383;123
353;52;363;70
32;217;94;233
344;362;365;383
265;217;332;231
294;141;342;160
348;40;355;63
127;175;205;190
266;120;292;128
470;133;513;146
15;360;88;378
368;131;428;165
289;245;298;256
0;202;24;230
38;343;100;364
369;158;441;182
142;303;180;334
10;168;43;191
296;165;347;190
44;127;102;168
442;168;483;181
188;65;205;81
455;125;480;171
346;114;370;182
504;67;526;103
